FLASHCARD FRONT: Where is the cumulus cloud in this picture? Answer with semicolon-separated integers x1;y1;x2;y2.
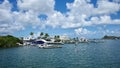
74;27;120;37
65;0;120;28
0;0;120;35
95;0;120;14
74;28;92;35
46;11;66;28
0;0;24;35
0;0;55;35
90;15;120;25
113;0;120;3
17;0;55;14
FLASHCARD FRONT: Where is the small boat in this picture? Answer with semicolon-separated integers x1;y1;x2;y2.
89;39;104;43
38;44;62;49
47;42;64;45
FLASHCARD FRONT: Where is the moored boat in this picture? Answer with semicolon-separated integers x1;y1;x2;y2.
38;44;62;49
35;39;62;49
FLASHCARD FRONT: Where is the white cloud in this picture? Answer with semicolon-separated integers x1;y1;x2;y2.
90;15;120;25
0;0;56;35
105;29;119;34
46;11;66;28
0;0;120;35
16;0;56;28
17;0;120;29
0;0;24;35
74;28;92;35
113;0;120;3
0;0;12;23
95;0;120;14
65;0;120;28
74;27;120;37
17;0;55;14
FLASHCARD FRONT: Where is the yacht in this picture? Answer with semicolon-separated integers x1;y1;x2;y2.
34;39;62;49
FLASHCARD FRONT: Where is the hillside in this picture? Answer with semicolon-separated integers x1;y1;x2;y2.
0;35;22;48
102;35;120;40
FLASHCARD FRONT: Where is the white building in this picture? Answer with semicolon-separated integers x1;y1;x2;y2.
23;36;35;45
23;37;31;41
60;34;70;41
79;37;89;42
23;35;35;40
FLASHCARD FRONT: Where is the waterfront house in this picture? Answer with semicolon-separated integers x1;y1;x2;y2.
23;36;35;45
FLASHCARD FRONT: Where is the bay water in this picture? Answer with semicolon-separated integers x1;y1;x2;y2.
0;40;120;68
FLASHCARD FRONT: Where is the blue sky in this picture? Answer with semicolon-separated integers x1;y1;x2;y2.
0;0;120;38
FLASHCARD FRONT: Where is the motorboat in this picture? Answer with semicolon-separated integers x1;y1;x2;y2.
38;44;62;49
35;39;62;49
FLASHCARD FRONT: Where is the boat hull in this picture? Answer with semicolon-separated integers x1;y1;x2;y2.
38;45;62;49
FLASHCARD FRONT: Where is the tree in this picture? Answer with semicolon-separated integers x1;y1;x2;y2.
30;32;34;36
57;35;60;38
30;32;34;40
0;35;21;48
40;32;44;37
54;35;61;42
54;35;56;39
45;33;49;38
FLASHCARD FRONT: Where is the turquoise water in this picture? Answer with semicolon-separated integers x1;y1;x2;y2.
0;40;120;68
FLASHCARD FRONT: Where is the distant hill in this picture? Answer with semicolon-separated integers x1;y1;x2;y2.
0;35;22;48
102;35;120;40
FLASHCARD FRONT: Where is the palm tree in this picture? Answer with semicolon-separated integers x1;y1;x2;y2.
45;33;49;38
40;32;44;37
30;32;34;36
54;35;57;39
54;35;61;42
30;32;34;40
57;35;60;39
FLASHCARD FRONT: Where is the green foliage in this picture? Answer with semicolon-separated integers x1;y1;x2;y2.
30;32;34;36
54;35;61;42
40;32;44;36
39;32;49;39
0;35;21;48
103;35;120;39
44;33;49;38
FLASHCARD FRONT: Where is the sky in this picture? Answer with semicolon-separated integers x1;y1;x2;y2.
0;0;120;38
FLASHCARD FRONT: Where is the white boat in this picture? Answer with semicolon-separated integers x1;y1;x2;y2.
38;44;62;49
47;42;64;45
35;39;62;49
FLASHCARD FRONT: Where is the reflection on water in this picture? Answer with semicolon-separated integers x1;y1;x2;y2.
0;40;120;68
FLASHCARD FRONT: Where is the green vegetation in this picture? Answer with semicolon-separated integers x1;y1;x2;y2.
102;35;120;40
0;35;22;48
30;32;34;36
54;35;61;42
44;33;49;38
40;32;44;37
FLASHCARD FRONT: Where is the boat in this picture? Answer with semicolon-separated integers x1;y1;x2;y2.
47;42;64;45
38;44;62;49
89;39;104;43
35;39;62;49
